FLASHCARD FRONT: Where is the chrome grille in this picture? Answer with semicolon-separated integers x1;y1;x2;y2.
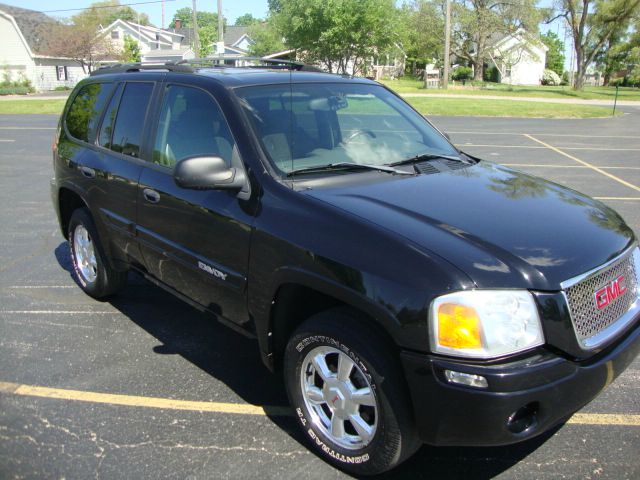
564;252;638;343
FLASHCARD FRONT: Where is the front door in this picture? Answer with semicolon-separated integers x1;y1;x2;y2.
136;84;254;325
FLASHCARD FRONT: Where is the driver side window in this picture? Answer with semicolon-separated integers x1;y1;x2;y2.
152;85;235;169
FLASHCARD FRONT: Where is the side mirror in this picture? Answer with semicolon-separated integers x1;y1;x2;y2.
174;156;246;191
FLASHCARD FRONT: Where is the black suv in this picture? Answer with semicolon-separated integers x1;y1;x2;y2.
51;61;640;475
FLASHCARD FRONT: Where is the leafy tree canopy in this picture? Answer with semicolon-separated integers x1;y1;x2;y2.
71;0;150;28
169;7;225;30
235;13;261;26
541;31;565;75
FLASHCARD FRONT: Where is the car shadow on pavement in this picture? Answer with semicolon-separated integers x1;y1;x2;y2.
54;241;558;478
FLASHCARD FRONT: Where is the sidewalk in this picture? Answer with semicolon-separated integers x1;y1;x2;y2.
400;93;640;106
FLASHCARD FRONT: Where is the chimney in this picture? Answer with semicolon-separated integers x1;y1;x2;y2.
175;19;182;30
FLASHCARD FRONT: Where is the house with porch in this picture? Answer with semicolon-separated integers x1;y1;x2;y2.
486;28;548;85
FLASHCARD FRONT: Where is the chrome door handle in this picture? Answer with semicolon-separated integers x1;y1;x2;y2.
79;166;96;178
143;188;160;203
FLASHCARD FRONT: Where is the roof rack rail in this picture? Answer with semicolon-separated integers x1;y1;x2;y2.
177;57;324;72
90;62;194;76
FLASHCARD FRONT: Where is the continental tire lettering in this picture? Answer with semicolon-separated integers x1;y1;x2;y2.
306;428;370;464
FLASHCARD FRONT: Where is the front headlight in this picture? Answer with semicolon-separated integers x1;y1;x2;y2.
429;290;544;359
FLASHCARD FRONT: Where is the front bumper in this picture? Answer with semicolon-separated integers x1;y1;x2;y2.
400;315;640;446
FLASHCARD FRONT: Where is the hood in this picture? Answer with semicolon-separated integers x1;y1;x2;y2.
304;162;635;291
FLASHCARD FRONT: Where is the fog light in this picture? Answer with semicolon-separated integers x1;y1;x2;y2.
507;402;539;434
444;370;488;388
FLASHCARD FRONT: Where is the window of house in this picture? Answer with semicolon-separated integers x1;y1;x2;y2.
109;82;154;157
65;82;113;143
111;30;119;39
56;66;67;81
152;85;236;169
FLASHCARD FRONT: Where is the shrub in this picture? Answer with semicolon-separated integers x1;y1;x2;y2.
0;86;32;95
561;71;570;86
452;66;473;83
483;66;500;83
541;69;561;86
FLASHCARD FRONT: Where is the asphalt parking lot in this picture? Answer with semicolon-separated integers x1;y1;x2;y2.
1;111;639;480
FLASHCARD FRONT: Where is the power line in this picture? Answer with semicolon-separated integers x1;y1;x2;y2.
41;0;180;14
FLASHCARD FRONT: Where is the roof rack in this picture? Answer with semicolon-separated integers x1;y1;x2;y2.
89;58;325;77
90;62;194;76
177;57;324;72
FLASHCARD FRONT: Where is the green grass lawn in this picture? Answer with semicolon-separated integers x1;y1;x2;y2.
0;99;66;114
0;96;616;118
406;96;618;118
382;76;640;101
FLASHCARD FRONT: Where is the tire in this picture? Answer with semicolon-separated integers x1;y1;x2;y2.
284;308;420;475
68;207;127;299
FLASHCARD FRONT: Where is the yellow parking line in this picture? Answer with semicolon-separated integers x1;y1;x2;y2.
524;134;640;194
568;414;640;426
448;131;640;139
0;381;291;416
2;381;639;425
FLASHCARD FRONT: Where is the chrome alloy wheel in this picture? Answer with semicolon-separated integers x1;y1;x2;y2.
72;224;98;284
300;346;378;450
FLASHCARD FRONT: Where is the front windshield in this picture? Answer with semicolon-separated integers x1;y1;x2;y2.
235;82;458;175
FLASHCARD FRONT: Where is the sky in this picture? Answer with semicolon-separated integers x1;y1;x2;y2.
5;0;572;69
2;0;270;27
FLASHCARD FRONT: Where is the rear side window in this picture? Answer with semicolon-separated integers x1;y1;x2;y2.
98;83;124;149
65;83;113;142
110;82;154;158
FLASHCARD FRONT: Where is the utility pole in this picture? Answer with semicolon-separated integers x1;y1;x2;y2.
192;0;200;56
442;0;451;89
217;0;224;57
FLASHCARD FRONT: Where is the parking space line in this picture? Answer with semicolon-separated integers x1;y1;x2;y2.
524;134;640;193
0;127;56;130
448;131;640;139
502;164;640;170
1;310;118;314
593;197;640;201
0;381;291;417
568;414;640;426
461;144;640;152
1;381;638;425
0;139;15;142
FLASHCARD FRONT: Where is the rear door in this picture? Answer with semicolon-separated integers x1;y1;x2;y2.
136;82;254;326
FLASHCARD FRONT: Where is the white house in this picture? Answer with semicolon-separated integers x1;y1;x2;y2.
487;29;547;85
100;19;194;63
0;3;87;91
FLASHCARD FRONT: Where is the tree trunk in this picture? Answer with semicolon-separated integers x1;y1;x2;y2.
473;35;485;81
573;43;585;90
603;72;610;86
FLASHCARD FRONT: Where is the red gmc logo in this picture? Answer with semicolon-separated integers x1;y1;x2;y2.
594;275;627;310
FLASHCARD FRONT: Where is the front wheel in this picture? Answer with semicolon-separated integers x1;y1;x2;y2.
68;208;127;298
284;308;419;475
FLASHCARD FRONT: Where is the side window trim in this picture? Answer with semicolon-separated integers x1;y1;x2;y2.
95;82;124;149
149;82;241;172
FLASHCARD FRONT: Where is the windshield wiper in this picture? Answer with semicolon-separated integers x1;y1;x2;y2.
388;152;466;167
286;162;413;177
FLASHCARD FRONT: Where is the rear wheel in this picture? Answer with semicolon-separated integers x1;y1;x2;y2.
284;308;419;475
68;208;127;298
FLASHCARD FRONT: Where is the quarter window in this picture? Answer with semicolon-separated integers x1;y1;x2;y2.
65;82;113;142
109;82;154;158
98;83;124;149
152;85;236;168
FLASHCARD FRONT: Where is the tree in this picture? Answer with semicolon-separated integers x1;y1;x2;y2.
397;1;445;73
235;13;261;26
248;21;286;57
71;0;150;28
44;22;119;72
552;0;640;90
452;0;542;81
272;0;397;75
541;31;565;75
169;7;224;30
122;34;141;62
